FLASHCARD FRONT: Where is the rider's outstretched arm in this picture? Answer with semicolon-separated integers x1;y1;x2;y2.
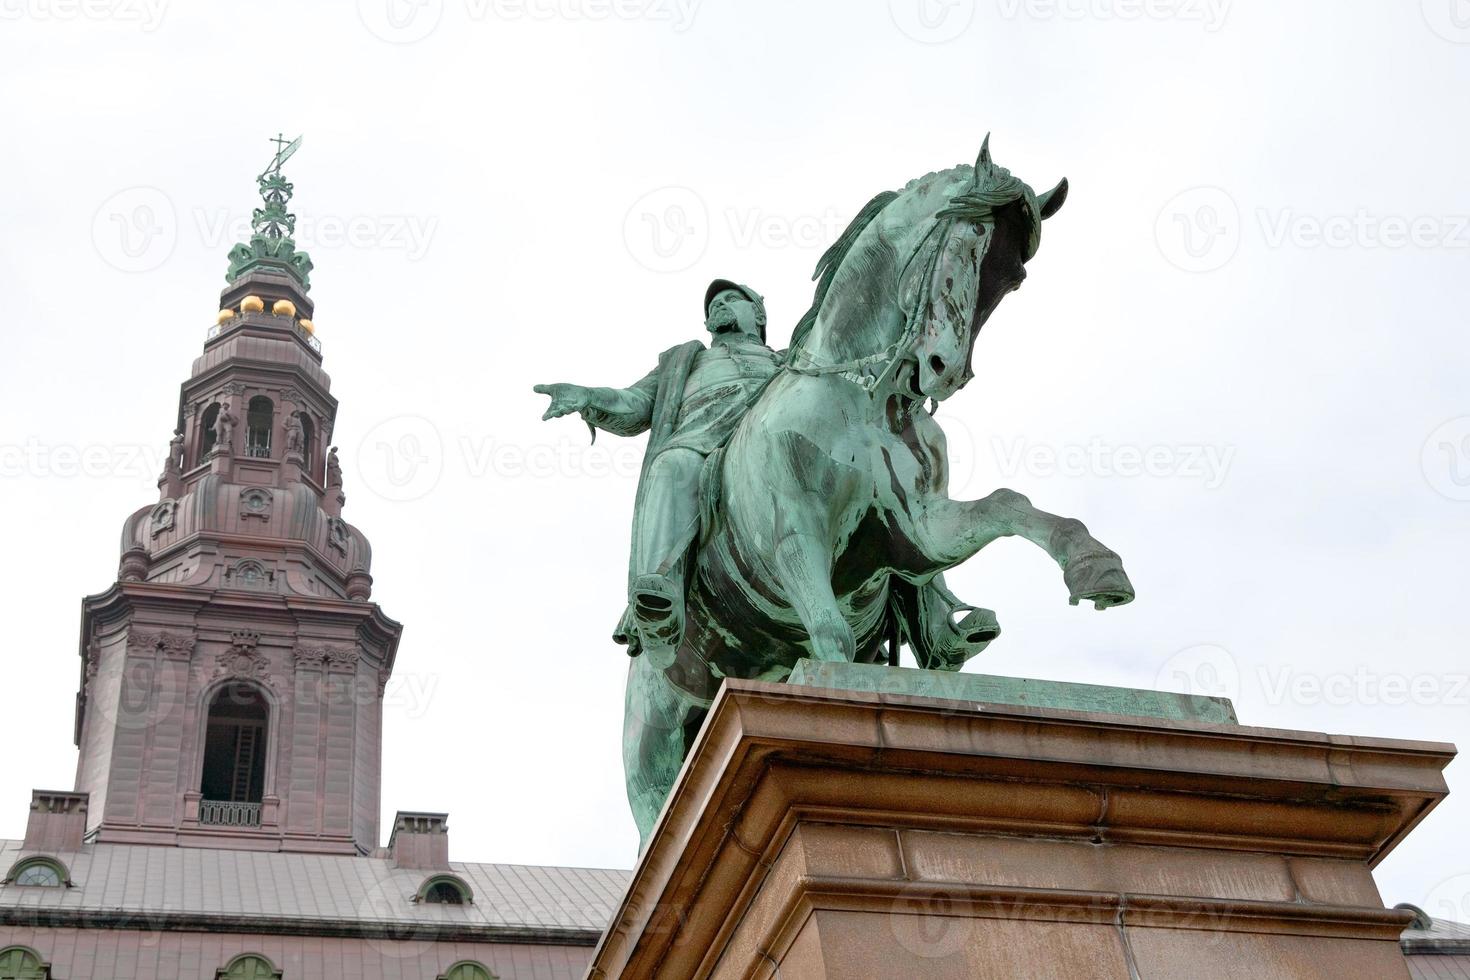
579;367;658;437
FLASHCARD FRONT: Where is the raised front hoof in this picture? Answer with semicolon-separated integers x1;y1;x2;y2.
927;608;1001;671
1065;551;1136;610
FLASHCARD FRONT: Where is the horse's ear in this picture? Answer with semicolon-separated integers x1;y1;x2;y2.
1037;177;1068;219
974;133;993;175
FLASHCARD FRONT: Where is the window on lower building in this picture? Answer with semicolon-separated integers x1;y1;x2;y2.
2;857;68;888
416;873;473;905
0;945;50;979
200;683;269;809
215;954;282;979
439;962;496;980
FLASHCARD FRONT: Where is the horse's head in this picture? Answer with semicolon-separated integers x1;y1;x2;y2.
896;137;1068;402
789;138;1067;401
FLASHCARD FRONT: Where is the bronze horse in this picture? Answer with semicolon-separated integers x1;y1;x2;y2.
618;139;1136;841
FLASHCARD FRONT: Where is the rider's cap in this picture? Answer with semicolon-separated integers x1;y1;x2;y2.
704;279;765;317
704;279;767;340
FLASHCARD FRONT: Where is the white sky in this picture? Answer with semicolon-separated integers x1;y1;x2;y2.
2;0;1468;921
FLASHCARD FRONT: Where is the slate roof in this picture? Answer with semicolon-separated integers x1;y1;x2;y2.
0;839;629;942
1402;909;1470;980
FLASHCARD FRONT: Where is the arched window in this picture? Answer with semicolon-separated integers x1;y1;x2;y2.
439;962;496;980
245;396;274;458
0;945;50;979
416;873;473;905
199;403;221;462
215;954;282;979
2;857;68;888
199;683;269;825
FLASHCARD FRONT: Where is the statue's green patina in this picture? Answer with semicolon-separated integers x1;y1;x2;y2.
537;138;1136;843
226;133;313;288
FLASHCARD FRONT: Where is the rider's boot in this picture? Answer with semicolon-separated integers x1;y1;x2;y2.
903;577;1000;671
927;606;1001;671
631;572;684;670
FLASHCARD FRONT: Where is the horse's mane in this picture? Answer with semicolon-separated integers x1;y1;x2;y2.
786;155;1035;358
787;161;1016;350
788;189;898;351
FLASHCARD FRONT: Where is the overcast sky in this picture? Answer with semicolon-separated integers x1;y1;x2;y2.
2;0;1468;920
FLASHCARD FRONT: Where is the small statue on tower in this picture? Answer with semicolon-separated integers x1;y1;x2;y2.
158;427;185;498
283;412;304;459
212;402;236;456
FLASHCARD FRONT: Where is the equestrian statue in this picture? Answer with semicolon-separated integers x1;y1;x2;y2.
535;137;1136;844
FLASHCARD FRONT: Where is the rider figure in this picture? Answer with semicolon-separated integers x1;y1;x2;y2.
535;280;780;664
536;280;1001;672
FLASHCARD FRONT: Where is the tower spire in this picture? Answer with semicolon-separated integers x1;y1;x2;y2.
225;132;313;289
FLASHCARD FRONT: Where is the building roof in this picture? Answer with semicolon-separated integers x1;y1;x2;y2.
0;839;629;945
1401;906;1470;980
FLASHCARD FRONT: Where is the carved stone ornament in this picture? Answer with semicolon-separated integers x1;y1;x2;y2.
225;558;273;591
327;516;348;554
127;629;197;660
214;630;271;682
292;644;359;671
239;487;273;522
150;500;177;537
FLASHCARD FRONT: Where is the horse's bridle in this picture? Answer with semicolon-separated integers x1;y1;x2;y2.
783;211;965;397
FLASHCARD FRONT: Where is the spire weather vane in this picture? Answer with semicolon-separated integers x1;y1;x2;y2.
224;132;314;289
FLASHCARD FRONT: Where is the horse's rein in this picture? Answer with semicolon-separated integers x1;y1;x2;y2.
784;215;954;395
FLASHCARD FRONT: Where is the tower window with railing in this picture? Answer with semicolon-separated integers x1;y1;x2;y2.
245;396;274;458
199;684;268;826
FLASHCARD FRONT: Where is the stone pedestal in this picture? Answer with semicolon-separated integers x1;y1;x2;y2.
588;664;1454;979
